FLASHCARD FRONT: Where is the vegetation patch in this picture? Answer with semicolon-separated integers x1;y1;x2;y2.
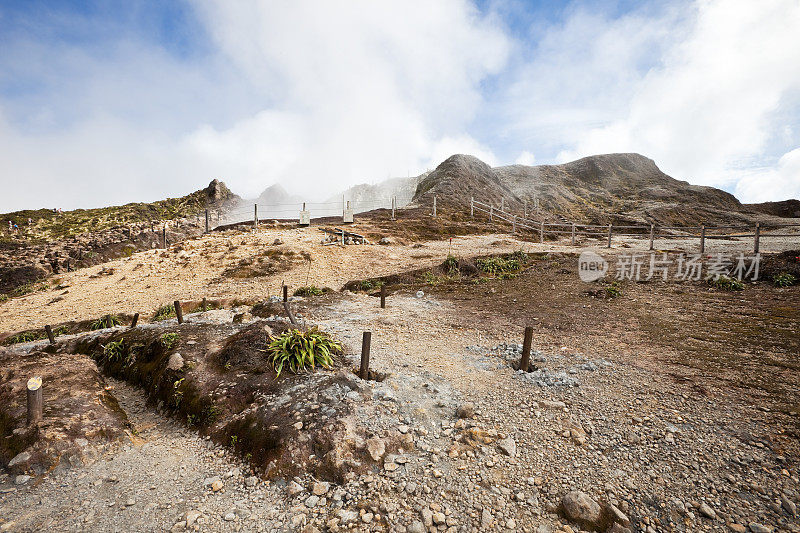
293;286;330;297
707;275;745;291
152;304;177;322
266;327;342;378
91;315;122;330
773;272;797;288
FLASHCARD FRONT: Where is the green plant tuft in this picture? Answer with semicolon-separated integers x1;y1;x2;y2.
103;339;125;362
443;255;459;276
293;286;327;297
152;304;177;322
773;272;797;288
91;314;121;330
605;282;622;298
476;256;521;275
707;275;744;291
160;332;180;350
266;327;341;378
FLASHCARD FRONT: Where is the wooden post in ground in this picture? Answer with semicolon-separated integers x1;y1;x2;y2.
27;377;42;426
283;285;288;303
490;205;493;222
540;222;544;243
380;284;386;309
44;325;55;344
470;197;474;219
700;226;706;254
174;301;183;324
359;332;371;379
201;297;207;312
283;301;297;325
392;197;396;220
163;225;167;248
571;223;576;246
205;210;209;233
754;223;760;254
433;196;437;217
649;224;655;250
607;224;613;248
130;313;139;328
519;326;533;372
254;204;258;228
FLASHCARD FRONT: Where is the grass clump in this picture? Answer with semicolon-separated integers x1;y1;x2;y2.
605;282;622;298
707;275;744;291
443;255;459;276
476;256;521;275
160;333;180;350
266;327;341;378
103;339;125;363
152;304;176;322
359;279;384;292
773;272;797;288
12;280;48;297
0;294;8;303
3;330;45;345
91;314;122;330
293;286;328;297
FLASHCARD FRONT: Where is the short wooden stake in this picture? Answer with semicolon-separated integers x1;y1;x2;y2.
44;325;55;344
27;377;42;426
174;301;183;324
754;222;760;254
519;326;534;372
649;224;655;250
163;226;167;248
130;313;139;328
380;284;386;308
283;285;288;303
359;332;371;379
205;210;209;233
201;297;208;312
700;226;706;254
283;301;297;325
254;204;258;227
607;224;613;248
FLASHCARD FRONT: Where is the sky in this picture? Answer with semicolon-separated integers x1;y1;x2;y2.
0;0;799;212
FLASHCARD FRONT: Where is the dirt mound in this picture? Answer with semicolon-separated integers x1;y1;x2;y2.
746;199;800;218
412;152;786;227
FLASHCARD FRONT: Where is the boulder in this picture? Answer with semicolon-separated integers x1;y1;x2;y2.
561;491;610;531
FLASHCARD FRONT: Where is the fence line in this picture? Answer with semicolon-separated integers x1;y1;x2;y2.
469;197;798;253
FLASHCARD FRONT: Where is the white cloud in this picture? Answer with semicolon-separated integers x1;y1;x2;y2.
514;150;536;166
734;148;800;203
0;0;510;211
550;0;800;199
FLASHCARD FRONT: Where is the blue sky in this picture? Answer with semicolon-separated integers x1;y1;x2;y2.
0;0;798;211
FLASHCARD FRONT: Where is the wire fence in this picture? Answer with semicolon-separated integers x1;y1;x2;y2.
469;198;800;253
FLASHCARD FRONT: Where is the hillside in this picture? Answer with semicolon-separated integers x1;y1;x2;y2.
746;199;800;218
412;153;779;226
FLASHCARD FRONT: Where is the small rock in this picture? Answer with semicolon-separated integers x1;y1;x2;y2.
481;509;494;528
337;509;358;524
211;480;224;492
293;421;304;430
14;475;31;485
223;512;236;522
185;510;202;526
407;521;426;533
8;452;31;469
728;524;747;533
304;495;320;508
167;352;184;370
781;495;797;517
362;513;374;524
273;238;284;245
748;524;773;533
288;480;304;496
125;498;136;507
561;491;602;529
245;476;258;488
312;481;330;496
432;512;446;525
415;290;424;298
497;437;516;457
699;503;716;520
456;403;475;419
366;437;386;461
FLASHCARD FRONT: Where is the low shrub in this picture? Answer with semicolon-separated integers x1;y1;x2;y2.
152;304;176;322
103;339;125;363
3;330;45;345
476;256;521;275
91;314;121;330
605;282;622;298
0;294;8;303
773;272;797;288
707;275;744;291
293;286;328;297
160;333;180;350
266;327;341;378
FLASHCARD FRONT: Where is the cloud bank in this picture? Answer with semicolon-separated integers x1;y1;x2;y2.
0;0;798;212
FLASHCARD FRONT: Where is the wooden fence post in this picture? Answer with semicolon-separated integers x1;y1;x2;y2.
380;284;386;309
392;197;396;220
540;222;544;243
27;377;42;426
649;224;655;250
130;313;139;329
490;205;493;222
201;297;207;312
359;332;371;379
283;285;288;303
571;223;576;246
174;301;183;324
205;210;209;233
519;326;533;372
754;222;760;254
44;325;55;344
700;226;706;254
254;204;258;228
163;225;167;248
607;224;613;248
